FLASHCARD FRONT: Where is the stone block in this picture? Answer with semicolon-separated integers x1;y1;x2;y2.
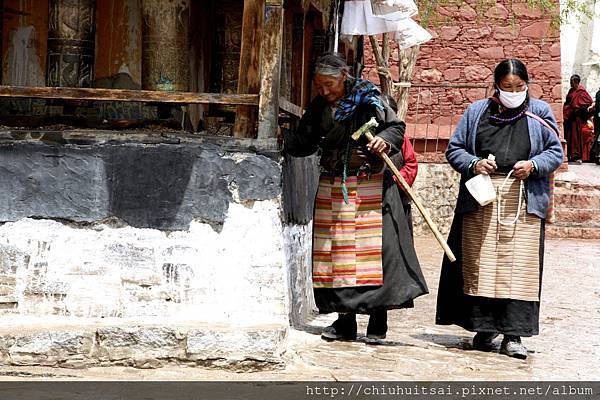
512;3;543;18
550;103;563;123
465;88;488;103
491;4;509;18
581;228;600;239
514;44;540;59
464;66;493;82
476;46;505;60
551;84;562;101
233;155;281;202
493;26;520;40
419;69;443;83
8;331;94;366
521;21;552;39
528;61;561;79
457;4;477;20
443;69;461;82
528;83;544;99
438;26;460;41
95;326;185;362
549;42;561;58
0;246;29;274
462;27;491;40
555;192;600;210
186;326;287;363
0;285;15;296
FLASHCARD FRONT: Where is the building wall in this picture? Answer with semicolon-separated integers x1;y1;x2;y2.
363;0;563;124
0;134;292;368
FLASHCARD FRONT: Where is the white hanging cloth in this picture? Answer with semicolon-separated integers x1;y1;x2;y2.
341;0;431;49
393;18;433;50
370;0;417;21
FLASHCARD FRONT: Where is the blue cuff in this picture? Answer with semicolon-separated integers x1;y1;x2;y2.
531;159;539;175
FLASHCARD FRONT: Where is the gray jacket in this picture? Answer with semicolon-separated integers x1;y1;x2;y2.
446;98;564;218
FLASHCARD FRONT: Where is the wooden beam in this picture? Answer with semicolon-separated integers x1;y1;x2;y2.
0;86;259;105
257;4;284;139
279;97;304;117
233;0;265;138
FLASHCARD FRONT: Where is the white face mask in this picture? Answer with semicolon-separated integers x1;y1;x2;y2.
498;87;528;109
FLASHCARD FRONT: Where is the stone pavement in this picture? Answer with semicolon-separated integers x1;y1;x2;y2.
0;235;597;381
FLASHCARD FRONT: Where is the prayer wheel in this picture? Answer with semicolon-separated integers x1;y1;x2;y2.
141;0;190;91
47;0;96;87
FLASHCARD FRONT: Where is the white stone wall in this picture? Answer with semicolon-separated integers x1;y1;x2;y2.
560;0;600;98
0;200;288;326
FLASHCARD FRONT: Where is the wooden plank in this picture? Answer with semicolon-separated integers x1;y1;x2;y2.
257;4;284;139
301;13;315;109
0;86;259;105
233;0;264;138
279;97;303;117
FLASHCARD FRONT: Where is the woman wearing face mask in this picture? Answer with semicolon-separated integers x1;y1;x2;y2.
435;59;563;359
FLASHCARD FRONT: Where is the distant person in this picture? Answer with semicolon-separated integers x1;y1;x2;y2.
589;88;600;164
436;59;563;359
563;74;593;162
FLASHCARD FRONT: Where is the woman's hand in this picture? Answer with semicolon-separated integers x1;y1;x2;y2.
367;136;390;154
513;160;534;180
474;158;497;175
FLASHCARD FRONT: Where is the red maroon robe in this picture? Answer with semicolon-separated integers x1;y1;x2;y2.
564;85;593;161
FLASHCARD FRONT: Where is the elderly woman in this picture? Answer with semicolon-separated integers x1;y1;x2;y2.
436;59;563;359
284;53;427;342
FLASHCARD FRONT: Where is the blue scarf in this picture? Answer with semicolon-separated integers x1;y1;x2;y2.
334;79;384;121
333;79;384;204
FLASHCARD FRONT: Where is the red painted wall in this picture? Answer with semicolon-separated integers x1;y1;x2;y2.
363;0;562;147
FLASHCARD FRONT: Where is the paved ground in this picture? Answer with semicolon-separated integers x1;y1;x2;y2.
0;235;597;381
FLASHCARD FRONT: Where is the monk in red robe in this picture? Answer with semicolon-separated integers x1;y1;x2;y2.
564;75;593;162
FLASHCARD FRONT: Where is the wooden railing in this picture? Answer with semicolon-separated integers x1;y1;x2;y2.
0;86;259;106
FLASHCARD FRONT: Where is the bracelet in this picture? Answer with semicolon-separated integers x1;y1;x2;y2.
469;157;482;174
530;160;538;174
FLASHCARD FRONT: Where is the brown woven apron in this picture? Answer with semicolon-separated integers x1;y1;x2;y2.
462;173;541;302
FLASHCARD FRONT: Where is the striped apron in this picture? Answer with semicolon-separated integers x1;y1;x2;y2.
462;173;541;302
312;173;384;288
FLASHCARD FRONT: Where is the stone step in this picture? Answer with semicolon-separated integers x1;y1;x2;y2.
0;320;287;370
546;224;600;239
554;192;600;211
554;209;600;225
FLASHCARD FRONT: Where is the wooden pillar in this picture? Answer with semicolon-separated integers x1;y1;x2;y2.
291;12;304;106
141;0;190;91
47;0;96;87
233;0;264;138
257;1;284;139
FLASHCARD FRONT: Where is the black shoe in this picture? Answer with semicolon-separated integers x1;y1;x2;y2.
500;335;527;359
321;313;357;341
472;332;499;352
366;309;388;340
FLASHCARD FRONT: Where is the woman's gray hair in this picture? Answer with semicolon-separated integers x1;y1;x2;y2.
314;53;350;78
